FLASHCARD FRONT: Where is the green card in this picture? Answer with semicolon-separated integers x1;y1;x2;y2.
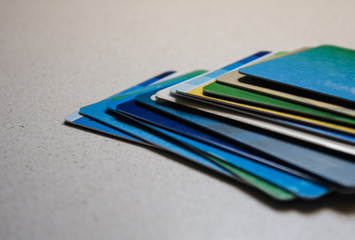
203;81;355;126
209;156;295;201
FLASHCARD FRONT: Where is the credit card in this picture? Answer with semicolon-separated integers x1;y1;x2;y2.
65;71;177;145
155;86;355;191
203;81;355;127
239;45;355;104
176;80;355;156
215;48;309;88
169;56;355;154
78;76;299;200
111;95;329;199
76;71;299;200
77;71;240;176
80;70;208;142
69;110;293;199
169;53;355;148
202;82;355;145
105;107;296;200
134;90;320;181
217;73;355;118
215;47;355;117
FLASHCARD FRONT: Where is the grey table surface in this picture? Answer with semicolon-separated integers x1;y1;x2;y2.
1;0;355;239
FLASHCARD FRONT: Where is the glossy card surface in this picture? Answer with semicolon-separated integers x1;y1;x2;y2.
109;106;296;200
202;81;355;144
77;71;298;200
178;76;355;136
180;82;355;156
170;54;355;150
134;91;323;181
155;86;355;190
112;96;329;199
239;45;355;103
78;71;240;176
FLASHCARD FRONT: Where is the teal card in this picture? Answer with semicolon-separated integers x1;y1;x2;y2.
239;45;355;103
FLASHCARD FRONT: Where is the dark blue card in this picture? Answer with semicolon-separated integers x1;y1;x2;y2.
112;95;330;199
150;91;355;190
134;91;318;179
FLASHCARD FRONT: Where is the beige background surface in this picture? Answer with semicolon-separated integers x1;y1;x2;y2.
1;0;355;239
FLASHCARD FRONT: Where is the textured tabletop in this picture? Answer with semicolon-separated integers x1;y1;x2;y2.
1;0;355;239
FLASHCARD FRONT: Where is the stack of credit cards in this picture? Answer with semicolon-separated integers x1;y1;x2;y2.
65;44;355;201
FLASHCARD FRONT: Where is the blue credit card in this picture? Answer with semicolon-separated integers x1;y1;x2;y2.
239;45;355;103
72;108;296;200
134;91;320;180
65;71;177;145
112;97;329;199
152;92;355;190
167;51;355;155
71;107;250;183
80;70;208;141
135;91;355;175
73;71;299;200
78;71;241;177
74;108;234;176
65;111;297;201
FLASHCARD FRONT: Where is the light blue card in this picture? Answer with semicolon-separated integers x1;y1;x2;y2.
239;45;355;102
171;51;270;94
